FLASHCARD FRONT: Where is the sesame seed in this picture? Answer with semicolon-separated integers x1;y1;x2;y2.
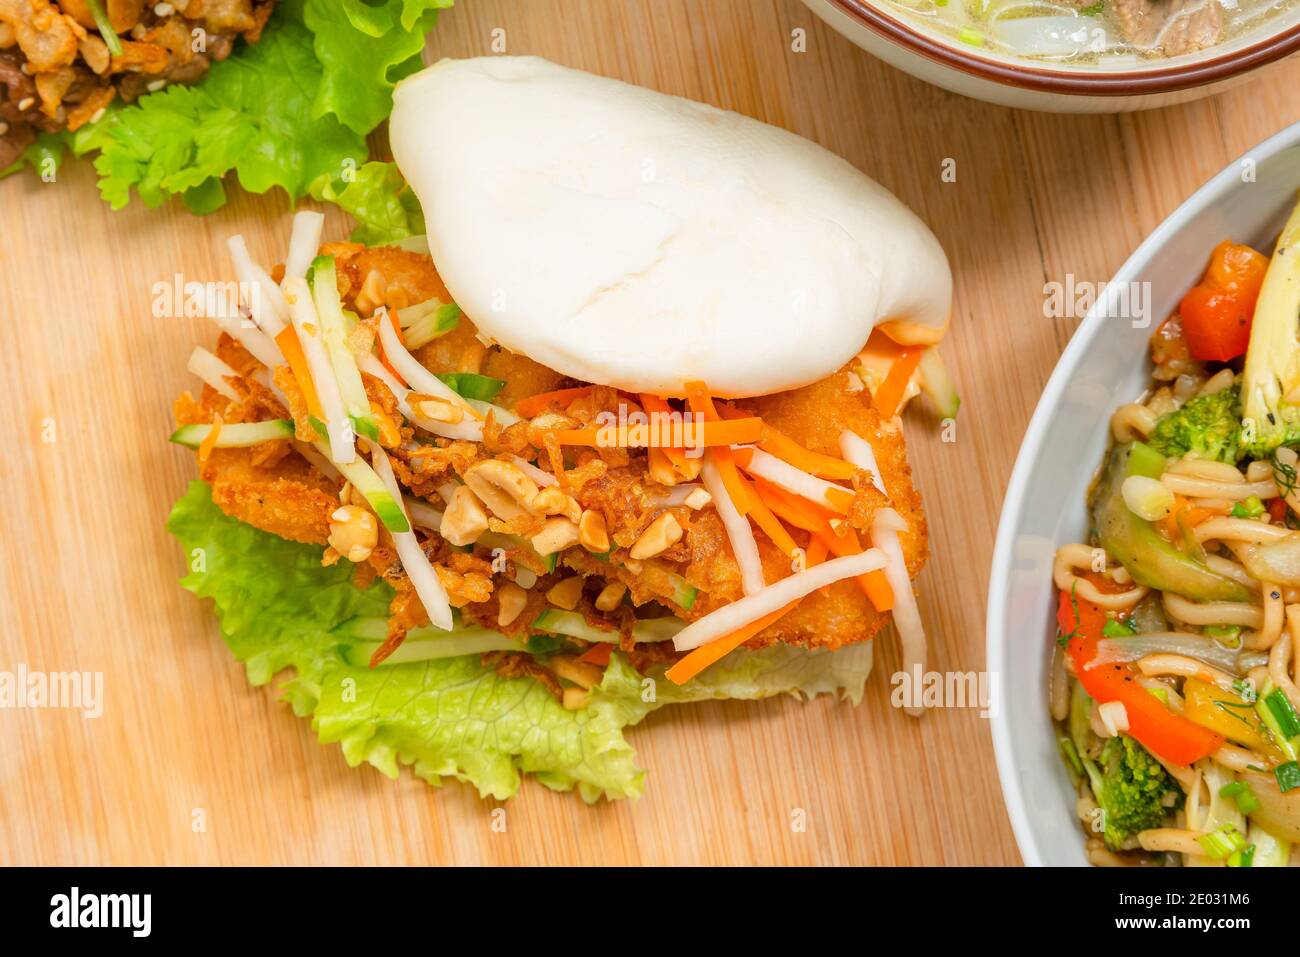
16;97;34;111
154;1;175;14
146;79;166;93
0;122;8;136
89;107;107;125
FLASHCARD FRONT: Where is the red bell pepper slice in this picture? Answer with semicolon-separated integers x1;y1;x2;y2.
1056;589;1223;766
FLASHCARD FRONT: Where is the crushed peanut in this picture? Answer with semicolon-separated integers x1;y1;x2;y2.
562;687;591;711
683;488;713;510
416;395;465;424
328;505;379;564
594;581;626;612
531;517;579;556
551;655;604;690
546;575;585;610
465;459;541;521
440;486;489;546
531;486;581;522
577;509;610;553
496;582;528;627
629;512;684;560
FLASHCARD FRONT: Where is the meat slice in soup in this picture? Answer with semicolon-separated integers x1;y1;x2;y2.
1110;0;1222;56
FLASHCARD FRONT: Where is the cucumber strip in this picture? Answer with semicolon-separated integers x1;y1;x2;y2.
665;572;699;610
332;616;388;641
400;301;461;349
309;255;378;440
437;372;506;403
531;610;682;644
333;617;467;643
341;628;520;667
467;399;520;426
477;530;558;573
918;347;960;419
170;419;294;449
322;443;410;533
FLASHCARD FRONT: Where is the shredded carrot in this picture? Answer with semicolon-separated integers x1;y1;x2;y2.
734;446;853;514
874;346;924;420
666;605;794;685
806;534;831;596
683;381;720;420
751;477;835;532
197;414;223;464
665;533;832;685
576;643;613;667
824;487;856;513
737;474;798;556
274;326;324;420
376;308;407;386
553;418;763;448
758;427;857;480
814;525;895;612
515;385;594;419
639;393;688;469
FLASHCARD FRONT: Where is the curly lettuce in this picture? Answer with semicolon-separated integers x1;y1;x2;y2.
67;0;448;215
167;481;874;801
310;161;426;245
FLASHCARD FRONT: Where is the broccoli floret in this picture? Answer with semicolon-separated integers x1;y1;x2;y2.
1148;385;1241;464
1098;735;1182;850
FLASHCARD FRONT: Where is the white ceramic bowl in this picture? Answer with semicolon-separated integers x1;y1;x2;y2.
987;121;1300;866
802;0;1300;113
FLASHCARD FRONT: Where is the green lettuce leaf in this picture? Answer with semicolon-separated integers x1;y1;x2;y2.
74;15;367;212
69;0;449;214
167;481;875;801
310;161;426;244
304;0;454;135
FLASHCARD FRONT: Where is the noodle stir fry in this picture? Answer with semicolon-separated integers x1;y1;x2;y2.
1051;210;1300;868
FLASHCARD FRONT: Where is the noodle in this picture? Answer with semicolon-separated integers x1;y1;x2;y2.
1247;585;1285;650
1052;544;1147;610
1160;474;1278;501
1203;554;1259;592
1110;403;1159;442
1197;368;1236;396
1213;743;1272;773
1194;517;1289;545
1168;457;1247;483
1137;828;1207;856
1272;612;1300;711
1135;654;1238;694
1162;591;1264;630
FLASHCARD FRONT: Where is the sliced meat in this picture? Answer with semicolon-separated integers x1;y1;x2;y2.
1110;0;1222;57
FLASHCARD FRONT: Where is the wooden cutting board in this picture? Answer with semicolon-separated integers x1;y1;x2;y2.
4;0;1299;866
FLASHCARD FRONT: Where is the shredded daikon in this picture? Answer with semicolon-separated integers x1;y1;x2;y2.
739;447;852;509
187;347;239;400
703;457;765;596
357;352;484;442
283;211;324;282
227;234;289;336
673;548;886;651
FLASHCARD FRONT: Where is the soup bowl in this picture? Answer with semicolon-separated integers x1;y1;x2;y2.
803;0;1300;112
986;121;1300;866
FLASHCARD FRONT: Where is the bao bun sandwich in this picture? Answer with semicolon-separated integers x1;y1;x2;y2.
168;56;957;801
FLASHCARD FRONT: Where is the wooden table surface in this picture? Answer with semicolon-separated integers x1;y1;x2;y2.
3;0;1299;867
